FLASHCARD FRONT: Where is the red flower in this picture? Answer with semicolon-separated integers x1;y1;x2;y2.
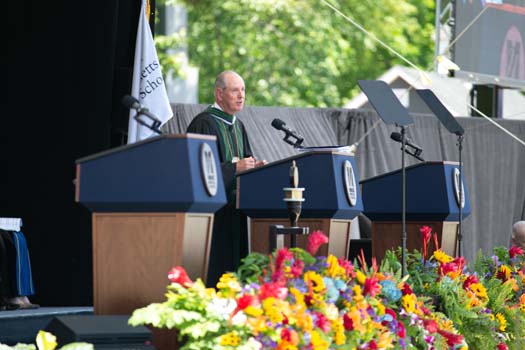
259;282;288;300
509;245;524;258
232;293;259;316
307;231;329;255
420;226;432;241
276;247;293;269
368;340;378;350
397;320;406;338
401;283;413;295
424;319;438;333
167;266;193;287
290;259;304;278
497;343;509;350
338;257;356;278
420;226;432;260
385;308;397;320
314;312;331;332
363;276;381;297
280;328;298;344
438;329;464;347
463;275;479;289
438;257;465;279
343;313;354;330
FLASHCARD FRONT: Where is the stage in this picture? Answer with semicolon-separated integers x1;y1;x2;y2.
0;307;93;345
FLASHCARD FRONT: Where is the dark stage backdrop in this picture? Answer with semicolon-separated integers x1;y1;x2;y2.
165;104;525;263
5;1;143;305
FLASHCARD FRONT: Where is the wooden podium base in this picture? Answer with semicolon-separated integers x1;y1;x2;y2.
91;212;213;350
249;218;352;258
371;221;458;261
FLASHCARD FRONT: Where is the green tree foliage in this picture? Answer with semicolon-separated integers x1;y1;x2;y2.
174;0;435;107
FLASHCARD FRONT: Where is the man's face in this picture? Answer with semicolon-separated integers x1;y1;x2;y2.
216;73;245;115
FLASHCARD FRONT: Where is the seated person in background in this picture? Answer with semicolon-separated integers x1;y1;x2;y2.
0;227;38;310
511;220;525;249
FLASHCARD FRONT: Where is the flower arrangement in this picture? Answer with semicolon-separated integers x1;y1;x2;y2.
382;226;525;350
129;231;465;350
0;331;92;350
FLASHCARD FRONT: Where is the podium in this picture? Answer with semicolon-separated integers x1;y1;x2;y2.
237;151;363;258
75;134;226;350
360;161;470;260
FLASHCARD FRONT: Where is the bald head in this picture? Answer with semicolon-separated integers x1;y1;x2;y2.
511;221;525;249
214;71;245;115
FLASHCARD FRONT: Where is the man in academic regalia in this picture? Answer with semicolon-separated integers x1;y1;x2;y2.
187;71;266;287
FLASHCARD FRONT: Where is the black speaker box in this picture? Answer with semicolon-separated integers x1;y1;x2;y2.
45;315;154;349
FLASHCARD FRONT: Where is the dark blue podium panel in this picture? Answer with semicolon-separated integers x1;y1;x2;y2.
76;134;226;213
360;161;470;221
237;151;363;220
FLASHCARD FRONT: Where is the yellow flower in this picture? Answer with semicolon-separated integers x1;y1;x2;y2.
352;285;363;301
262;297;290;324
402;294;417;313
310;330;330;350
289;287;305;307
488;313;495;321
277;340;298;350
469;282;488;300
304;271;325;293
356;270;367;284
433;250;453;263
216;273;241;293
377;330;395;349
219;331;241;346
332;318;346;345
327;254;346;278
498;265;511;280
244;305;263;317
504;278;519;292
36;330;57;350
496;313;507;332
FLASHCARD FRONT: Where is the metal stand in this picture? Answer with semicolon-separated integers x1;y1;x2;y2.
400;126;408;277
269;225;309;251
456;134;464;257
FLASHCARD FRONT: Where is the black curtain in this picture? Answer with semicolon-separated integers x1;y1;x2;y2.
4;1;141;305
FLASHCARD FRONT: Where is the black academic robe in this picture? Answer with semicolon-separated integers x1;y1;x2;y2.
187;110;253;287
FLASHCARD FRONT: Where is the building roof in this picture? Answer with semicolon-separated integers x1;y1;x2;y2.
345;65;525;119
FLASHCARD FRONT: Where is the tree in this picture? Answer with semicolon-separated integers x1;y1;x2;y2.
170;0;435;107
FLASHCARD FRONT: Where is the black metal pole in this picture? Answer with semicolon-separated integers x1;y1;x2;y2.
401;126;407;277
457;134;464;257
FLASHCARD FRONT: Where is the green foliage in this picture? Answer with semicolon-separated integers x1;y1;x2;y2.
167;0;435;106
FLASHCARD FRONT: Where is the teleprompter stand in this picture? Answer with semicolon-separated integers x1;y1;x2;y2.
416;89;466;257
358;80;415;276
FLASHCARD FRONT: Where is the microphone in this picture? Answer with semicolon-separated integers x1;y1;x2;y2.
271;118;304;148
390;132;423;155
122;95;162;135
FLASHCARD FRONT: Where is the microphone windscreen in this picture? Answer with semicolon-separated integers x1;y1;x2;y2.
271;118;286;130
390;132;402;142
122;95;140;109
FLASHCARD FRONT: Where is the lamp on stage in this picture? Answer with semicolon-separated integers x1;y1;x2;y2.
415;89;466;257
357;80;415;276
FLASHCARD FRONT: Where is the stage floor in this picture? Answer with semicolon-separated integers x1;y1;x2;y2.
0;306;93;345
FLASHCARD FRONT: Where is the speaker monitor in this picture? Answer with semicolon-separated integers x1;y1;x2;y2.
45;315;154;349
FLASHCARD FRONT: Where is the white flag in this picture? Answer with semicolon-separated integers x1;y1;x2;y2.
127;0;173;144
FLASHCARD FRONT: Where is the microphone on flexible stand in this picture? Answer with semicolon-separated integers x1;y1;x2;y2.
271;118;304;148
122;95;163;135
390;132;424;161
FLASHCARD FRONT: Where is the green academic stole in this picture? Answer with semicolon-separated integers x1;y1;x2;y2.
207;107;245;162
